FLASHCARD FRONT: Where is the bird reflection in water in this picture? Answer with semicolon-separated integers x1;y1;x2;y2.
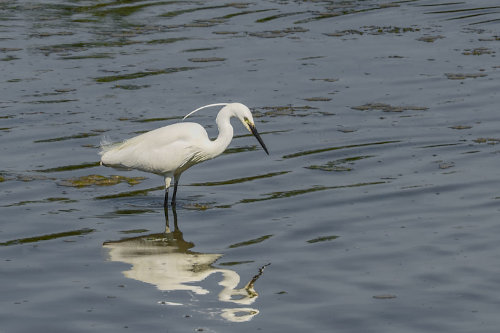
103;206;269;322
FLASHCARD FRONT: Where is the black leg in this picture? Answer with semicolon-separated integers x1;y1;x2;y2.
172;176;179;206
163;197;179;234
163;204;170;232
171;204;178;231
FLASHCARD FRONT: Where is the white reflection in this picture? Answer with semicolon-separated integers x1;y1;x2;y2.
103;207;267;322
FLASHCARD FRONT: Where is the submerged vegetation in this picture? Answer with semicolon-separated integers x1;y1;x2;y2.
0;228;94;246
352;103;428;112
326;25;420;37
306;156;374;172
60;175;145;187
94;67;198;82
307;235;339;244
445;73;488;80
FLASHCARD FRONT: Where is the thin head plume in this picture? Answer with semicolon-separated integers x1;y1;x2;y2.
183;103;229;121
99;135;116;155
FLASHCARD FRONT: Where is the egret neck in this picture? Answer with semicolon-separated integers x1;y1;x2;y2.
205;106;235;159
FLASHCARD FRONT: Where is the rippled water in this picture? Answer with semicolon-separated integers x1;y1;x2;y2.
1;0;500;331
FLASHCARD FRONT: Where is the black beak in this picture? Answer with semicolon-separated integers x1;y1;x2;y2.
250;124;269;155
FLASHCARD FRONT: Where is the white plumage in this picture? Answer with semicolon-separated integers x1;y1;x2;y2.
100;103;269;206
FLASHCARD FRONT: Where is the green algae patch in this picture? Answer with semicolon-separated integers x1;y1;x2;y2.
352;103;428;112
306;156;374;172
27;99;79;104
38;40;137;54
255;105;317;117
364;26;418;34
220;9;272;19
5;197;77;207
249;27;308;38
188;57;226;62
449;125;472;130
284;141;399;159
417;35;444;42
256;12;304;23
303;97;332;102
0;228;94;246
61;53;114;60
240;181;386;204
112;209;155;215
473;138;500;145
327;26;419;37
160;4;247;18
223;145;258;155
310;78;338;82
190;171;289;186
120;229;149;234
445;73;487;80
219;260;255;266
94;67;198;83
229;235;273;249
36;162;100;173
112;84;150;90
307;235;339;244
462;47;494;55
132;116;182;123
60;174;145;187
34;132;100;143
95;186;164;200
183;46;222;53
183;203;214;210
147;37;189;45
90;3;166;17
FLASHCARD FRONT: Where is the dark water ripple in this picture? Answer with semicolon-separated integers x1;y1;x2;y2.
2;0;500;332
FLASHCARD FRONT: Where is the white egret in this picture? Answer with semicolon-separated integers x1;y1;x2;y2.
99;103;269;207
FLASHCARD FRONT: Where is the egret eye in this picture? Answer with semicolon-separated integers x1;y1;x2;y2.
243;117;253;127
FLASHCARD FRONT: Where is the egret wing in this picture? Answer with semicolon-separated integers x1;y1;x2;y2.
100;122;208;175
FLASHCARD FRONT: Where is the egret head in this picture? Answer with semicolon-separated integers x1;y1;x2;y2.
183;102;269;155
228;103;269;155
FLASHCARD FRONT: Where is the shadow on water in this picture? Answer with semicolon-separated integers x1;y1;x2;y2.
103;206;269;323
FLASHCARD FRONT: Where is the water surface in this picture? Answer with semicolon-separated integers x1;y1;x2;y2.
1;0;500;332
